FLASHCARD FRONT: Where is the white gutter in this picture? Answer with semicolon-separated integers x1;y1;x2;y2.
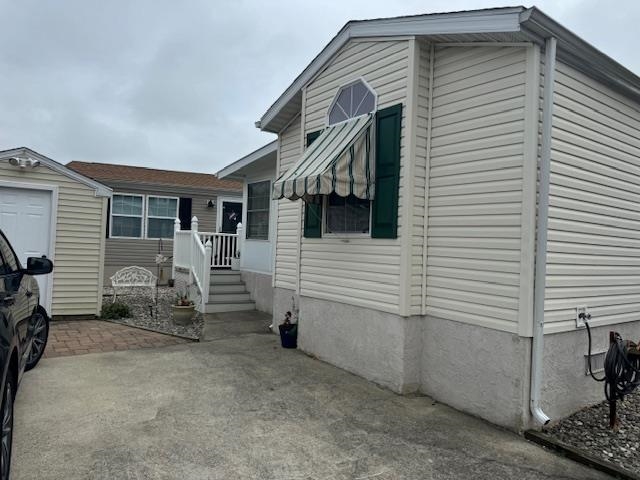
530;36;556;426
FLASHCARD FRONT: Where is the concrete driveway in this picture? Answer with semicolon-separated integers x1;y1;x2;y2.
12;327;609;479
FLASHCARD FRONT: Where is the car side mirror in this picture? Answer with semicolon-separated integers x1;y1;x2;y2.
26;257;53;276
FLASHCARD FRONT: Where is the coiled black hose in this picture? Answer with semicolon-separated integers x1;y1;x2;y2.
585;320;640;403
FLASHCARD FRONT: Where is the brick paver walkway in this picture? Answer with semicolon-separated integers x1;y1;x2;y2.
44;320;189;358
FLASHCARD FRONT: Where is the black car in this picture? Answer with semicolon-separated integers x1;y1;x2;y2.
0;229;52;480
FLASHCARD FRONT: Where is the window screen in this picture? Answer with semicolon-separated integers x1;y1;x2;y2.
247;181;270;239
328;80;375;126
325;193;370;234
111;194;143;238
147;196;178;239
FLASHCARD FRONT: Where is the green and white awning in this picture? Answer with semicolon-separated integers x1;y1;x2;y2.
273;114;374;201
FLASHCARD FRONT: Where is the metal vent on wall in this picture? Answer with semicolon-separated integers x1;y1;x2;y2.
585;351;607;376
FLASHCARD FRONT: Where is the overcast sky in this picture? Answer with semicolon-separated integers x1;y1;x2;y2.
0;0;638;174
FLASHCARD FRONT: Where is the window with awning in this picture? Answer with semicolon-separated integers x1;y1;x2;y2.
272;114;374;201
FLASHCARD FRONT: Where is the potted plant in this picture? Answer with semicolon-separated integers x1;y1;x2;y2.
230;251;240;271
278;311;297;349
172;291;195;325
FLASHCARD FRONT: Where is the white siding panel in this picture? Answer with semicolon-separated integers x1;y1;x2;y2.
274;117;302;290
425;45;527;333
298;39;410;314
544;61;640;333
0;165;105;317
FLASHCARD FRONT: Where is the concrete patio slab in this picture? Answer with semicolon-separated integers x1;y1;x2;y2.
13;332;610;479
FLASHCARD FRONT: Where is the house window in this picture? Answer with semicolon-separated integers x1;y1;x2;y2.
111;194;144;238
328;79;376;126
325;193;370;234
147;196;178;239
247;181;270;240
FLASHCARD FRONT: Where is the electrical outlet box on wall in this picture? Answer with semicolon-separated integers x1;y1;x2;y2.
575;306;589;328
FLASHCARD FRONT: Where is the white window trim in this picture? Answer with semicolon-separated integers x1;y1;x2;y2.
146;195;180;240
325;77;377;127
110;193;145;239
246;180;271;241
321;195;372;238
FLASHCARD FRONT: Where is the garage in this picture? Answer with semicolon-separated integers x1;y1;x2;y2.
0;147;111;318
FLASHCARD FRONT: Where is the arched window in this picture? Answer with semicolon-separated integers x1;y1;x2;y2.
327;79;376;126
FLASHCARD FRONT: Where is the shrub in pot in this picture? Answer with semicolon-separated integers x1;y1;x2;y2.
172;292;195;325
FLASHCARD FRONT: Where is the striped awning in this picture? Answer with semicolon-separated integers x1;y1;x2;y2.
273;114;374;200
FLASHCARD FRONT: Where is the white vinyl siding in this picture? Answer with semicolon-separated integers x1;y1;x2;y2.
544;61;640;333
274;116;302;290
412;41;431;314
0;164;106;317
299;39;409;314
425;45;528;333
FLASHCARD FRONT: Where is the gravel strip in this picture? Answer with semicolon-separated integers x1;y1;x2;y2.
102;287;203;340
546;391;640;473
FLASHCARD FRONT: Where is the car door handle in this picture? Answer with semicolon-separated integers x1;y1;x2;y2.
1;295;15;306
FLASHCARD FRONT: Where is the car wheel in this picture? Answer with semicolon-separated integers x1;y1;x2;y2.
25;309;49;371
0;373;14;480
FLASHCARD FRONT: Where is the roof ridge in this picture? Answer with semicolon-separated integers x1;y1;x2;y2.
66;160;221;177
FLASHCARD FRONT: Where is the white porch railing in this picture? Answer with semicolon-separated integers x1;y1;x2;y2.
197;232;240;268
172;216;242;311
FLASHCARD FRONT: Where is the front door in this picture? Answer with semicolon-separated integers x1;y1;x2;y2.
0;187;52;312
220;201;243;234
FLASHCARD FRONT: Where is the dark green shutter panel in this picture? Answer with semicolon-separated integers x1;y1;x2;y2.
179;197;193;230
105;199;110;238
303;130;323;238
372;104;402;238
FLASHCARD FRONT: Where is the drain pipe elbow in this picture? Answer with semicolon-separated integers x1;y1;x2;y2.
531;405;551;426
530;36;557;426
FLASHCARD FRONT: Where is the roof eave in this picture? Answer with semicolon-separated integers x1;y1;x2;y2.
520;8;640;103
0;147;112;197
217;140;278;179
257;7;525;133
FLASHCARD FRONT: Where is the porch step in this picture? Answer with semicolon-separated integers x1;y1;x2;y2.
210;283;247;294
204;300;256;313
204;269;255;313
210;271;241;285
208;292;252;303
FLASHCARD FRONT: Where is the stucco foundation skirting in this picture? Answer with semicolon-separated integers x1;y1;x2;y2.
524;430;640;480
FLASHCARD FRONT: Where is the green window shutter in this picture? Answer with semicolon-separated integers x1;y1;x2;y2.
372;104;402;238
303;130;323;238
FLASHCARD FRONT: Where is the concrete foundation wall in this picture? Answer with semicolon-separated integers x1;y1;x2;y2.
297;295;422;394
241;271;274;314
421;315;531;430
541;320;640;420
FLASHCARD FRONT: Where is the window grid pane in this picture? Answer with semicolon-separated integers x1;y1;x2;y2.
147;218;174;239
328;80;375;126
148;197;178;218
325;194;370;234
247;181;270;240
112;216;142;238
112;194;142;216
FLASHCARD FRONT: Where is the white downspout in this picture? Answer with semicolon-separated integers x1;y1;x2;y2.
530;36;557;426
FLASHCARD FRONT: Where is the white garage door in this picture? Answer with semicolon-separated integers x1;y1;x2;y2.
0;186;52;312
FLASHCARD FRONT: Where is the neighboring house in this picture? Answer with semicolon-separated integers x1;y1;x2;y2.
0;147;111;319
251;6;640;431
67;161;242;284
217;141;277;314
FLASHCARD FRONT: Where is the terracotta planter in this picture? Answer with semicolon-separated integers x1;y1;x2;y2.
172;304;195;325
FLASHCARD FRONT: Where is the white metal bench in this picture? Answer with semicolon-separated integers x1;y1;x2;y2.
110;266;157;302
